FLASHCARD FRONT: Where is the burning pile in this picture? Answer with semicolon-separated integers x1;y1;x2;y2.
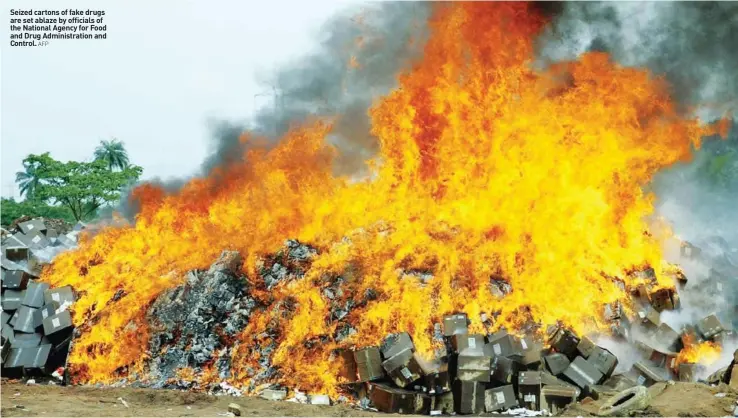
6;0;732;412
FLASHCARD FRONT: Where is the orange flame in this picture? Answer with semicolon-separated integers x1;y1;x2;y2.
41;3;724;395
676;337;722;367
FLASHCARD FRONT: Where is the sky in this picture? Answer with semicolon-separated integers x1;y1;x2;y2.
1;0;362;198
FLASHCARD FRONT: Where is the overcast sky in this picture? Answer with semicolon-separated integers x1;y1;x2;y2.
1;0;362;198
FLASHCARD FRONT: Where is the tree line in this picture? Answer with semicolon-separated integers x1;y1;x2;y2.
2;139;142;227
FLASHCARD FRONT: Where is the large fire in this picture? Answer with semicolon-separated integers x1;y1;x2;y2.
41;3;725;395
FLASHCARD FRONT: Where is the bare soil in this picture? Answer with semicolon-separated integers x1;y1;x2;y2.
1;380;736;417
0;381;385;417
564;381;738;417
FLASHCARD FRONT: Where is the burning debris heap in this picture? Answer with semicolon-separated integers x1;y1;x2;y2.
1;218;81;380
3;218;737;416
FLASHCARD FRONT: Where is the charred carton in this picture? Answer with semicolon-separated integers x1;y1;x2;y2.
424;363;451;394
336;349;358;383
576;336;597;359
484;331;523;358
518;371;542;410
355;346;384;382
484;385;517;412
540;385;578;415
431;391;454;415
519;340;543;370
681;325;702;347
586;346;618;378
443;313;469;337
562;356;603;391
544;352;571;376
452;380;485;415
451;334;485;356
381;347;423;388
649;287;679;311
456;354;491;383
548;326;580;360
652;322;681;352
369;383;431;414
628;362;665;387
490;355;519;385
637;308;661;330
697;314;724;340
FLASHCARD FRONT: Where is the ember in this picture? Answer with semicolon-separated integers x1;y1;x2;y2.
3;1;733;415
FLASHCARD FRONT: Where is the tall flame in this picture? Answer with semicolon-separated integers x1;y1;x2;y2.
42;3;723;394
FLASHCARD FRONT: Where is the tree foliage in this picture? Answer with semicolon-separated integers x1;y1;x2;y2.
94;138;130;171
1;198;75;228
15;163;40;199
22;153;142;221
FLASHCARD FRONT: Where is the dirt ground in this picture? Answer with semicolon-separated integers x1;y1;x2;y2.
0;381;386;417
564;381;738;417
1;380;736;417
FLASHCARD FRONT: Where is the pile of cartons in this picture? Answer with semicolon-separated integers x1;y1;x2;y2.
337;314;617;415
1;218;79;380
338;305;737;415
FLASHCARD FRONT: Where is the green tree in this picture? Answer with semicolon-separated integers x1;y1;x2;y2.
23;153;142;221
1;198;75;227
15;162;40;199
94;138;130;171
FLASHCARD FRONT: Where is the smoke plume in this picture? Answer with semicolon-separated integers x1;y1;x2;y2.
536;2;738;120
203;1;431;176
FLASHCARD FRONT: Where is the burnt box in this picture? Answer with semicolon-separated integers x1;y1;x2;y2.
355;346;384;382
381;347;423;388
544;352;570;376
452;380;485;415
490;355;519;385
452;334;485;356
443;314;469;337
697;315;724;340
484;385;517;412
586;346;618;377
456;354;491;383
562;356;603;390
484;332;523;358
541;385;578;415
548;327;580;359
518;371;542;410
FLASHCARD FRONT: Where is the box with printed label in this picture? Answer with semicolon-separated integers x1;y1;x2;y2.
484;384;517;412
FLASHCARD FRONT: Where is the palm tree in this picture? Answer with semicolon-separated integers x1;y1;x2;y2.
15;164;39;199
94;138;130;171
